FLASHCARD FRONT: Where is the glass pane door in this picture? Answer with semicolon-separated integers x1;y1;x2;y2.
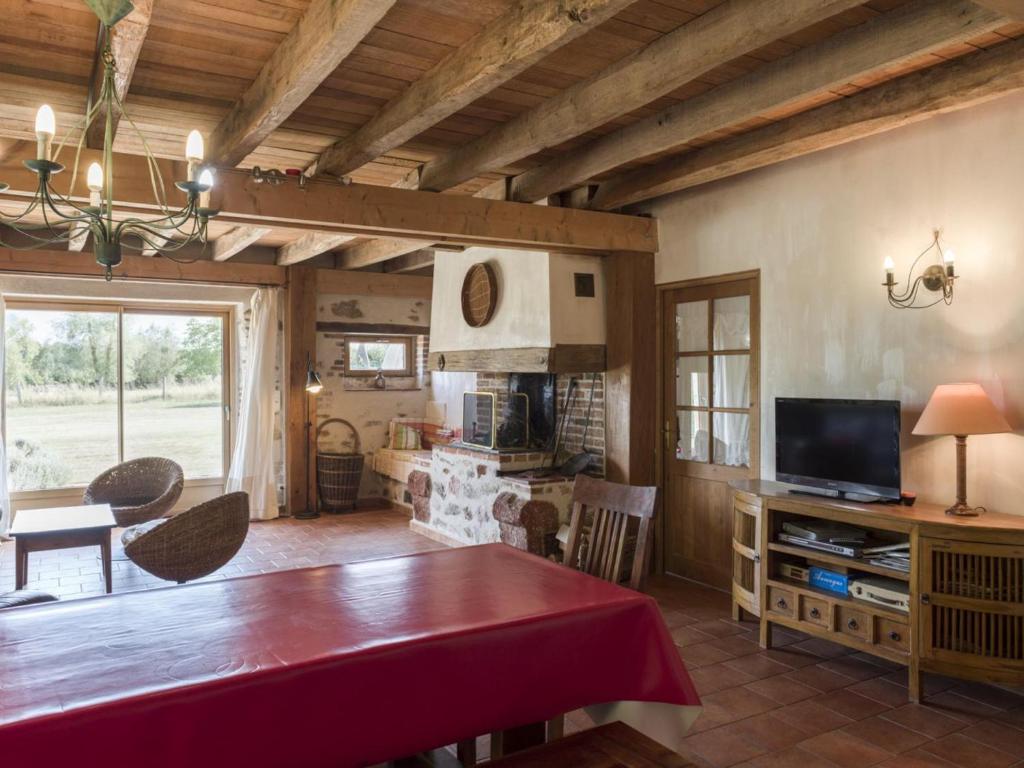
5;308;120;489
673;291;753;468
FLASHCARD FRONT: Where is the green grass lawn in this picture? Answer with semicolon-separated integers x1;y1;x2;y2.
8;398;224;489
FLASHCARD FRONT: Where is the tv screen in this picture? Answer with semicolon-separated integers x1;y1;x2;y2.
776;398;901;500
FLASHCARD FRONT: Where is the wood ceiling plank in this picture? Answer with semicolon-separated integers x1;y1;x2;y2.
414;0;868;194
507;0;1006;202
971;0;1024;20
589;35;1024;209
208;0;398;168
311;0;636;179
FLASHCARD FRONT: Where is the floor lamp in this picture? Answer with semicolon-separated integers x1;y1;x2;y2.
294;355;323;520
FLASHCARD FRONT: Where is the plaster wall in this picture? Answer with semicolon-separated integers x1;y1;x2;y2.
645;93;1024;515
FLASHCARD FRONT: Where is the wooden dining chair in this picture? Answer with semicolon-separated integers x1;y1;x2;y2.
563;473;658;592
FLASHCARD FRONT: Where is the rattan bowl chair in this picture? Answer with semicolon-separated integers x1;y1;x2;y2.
83;458;184;528
122;492;250;584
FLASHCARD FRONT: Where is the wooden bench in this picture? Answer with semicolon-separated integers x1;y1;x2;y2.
487;723;694;767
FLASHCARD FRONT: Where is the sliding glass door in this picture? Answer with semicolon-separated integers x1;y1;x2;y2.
4;302;229;492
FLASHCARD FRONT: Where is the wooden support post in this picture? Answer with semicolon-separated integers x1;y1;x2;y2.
604;251;656;486
285;266;318;517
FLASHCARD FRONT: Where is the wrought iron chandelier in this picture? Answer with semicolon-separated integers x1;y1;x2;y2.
883;230;957;309
0;2;218;280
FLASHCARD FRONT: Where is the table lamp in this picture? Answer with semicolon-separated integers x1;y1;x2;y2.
913;383;1011;516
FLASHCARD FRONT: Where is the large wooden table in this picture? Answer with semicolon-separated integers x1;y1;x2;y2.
9;503;115;593
0;544;700;767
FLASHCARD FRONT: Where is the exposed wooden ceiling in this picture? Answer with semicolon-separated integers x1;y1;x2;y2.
0;0;1022;272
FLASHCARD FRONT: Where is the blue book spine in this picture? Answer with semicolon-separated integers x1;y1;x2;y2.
809;567;850;596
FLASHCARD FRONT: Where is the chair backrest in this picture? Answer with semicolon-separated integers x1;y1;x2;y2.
563;474;658;591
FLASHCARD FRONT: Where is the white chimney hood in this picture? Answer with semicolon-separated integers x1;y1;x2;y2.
428;247;606;373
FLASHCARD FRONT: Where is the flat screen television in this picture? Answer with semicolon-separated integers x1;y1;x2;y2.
776;398;901;501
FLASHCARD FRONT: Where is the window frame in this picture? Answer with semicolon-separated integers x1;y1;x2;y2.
3;297;233;495
342;334;415;378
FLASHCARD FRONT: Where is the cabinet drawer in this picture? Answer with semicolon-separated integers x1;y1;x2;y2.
799;595;830;628
768;585;796;618
836;605;872;643
877;617;909;654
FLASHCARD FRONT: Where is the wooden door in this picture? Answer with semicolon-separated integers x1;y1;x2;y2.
661;275;759;589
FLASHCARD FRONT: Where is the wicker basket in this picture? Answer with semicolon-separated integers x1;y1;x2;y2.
316;418;364;513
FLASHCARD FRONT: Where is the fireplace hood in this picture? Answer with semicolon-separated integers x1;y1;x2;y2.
428;248;607;373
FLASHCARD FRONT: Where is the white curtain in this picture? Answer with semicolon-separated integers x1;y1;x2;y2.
226;288;280;520
0;297;11;537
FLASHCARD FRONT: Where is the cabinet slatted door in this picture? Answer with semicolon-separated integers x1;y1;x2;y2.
920;538;1024;677
732;490;761;619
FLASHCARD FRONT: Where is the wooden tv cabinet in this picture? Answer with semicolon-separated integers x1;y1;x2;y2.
731;480;1024;703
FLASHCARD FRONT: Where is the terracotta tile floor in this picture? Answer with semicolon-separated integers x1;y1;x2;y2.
0;507;444;598
2;508;1023;767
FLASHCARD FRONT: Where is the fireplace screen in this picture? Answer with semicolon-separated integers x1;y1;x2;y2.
462;391;530;450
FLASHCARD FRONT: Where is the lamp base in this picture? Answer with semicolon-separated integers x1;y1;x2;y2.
292;509;320;520
945;502;984;517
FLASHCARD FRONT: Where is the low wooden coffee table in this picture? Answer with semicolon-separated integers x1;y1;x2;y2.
10;504;116;593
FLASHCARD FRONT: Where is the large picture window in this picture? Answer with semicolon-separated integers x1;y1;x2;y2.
4;302;229;492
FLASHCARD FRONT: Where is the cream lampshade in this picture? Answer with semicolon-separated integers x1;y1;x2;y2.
913;383;1011;516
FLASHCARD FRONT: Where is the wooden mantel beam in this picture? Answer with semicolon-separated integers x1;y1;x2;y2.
0;151;658;254
506;0;1005;204
310;0;634;179
414;0;865;194
208;0;396;168
86;0;154;150
590;36;1024;210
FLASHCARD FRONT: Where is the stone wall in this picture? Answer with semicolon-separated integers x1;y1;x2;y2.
425;444;574;545
314;292;431;499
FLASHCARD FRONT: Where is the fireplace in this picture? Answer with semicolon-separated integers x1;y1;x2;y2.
462;391;529;450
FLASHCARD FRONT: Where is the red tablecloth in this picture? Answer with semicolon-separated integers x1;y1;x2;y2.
0;544;699;767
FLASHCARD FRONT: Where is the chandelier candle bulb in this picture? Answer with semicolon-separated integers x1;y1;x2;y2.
185;130;204;181
86;162;104;208
943;249;956;278
34;105;56;161
198;169;214;209
883;256;895;286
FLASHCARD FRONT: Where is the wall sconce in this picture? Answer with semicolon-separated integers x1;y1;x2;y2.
883;230;957;309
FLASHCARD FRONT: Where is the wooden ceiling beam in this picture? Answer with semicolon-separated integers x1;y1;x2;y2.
0;151;658;253
971;0;1024;20
335;238;433;270
414;0;866;194
589;36;1024;210
86;0;154;150
0;247;285;285
277;232;358;266
67;222;89;252
310;0;635;179
212;226;271;261
508;0;1005;203
383;249;436;274
208;0;397;168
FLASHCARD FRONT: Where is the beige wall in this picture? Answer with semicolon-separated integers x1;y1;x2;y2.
646;93;1024;515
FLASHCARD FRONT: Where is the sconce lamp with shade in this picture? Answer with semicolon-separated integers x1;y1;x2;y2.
913;383;1011;516
294;356;324;520
883;230;957;309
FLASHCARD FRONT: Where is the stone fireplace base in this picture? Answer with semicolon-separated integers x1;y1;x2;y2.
413;444;574;550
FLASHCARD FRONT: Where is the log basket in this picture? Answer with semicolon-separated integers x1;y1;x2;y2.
316;418;364;513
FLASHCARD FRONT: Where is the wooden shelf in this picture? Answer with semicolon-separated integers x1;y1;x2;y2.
767;576;909;621
767;541;910;582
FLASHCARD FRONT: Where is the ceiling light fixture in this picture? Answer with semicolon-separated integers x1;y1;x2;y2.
0;1;218;280
883;230;957;309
